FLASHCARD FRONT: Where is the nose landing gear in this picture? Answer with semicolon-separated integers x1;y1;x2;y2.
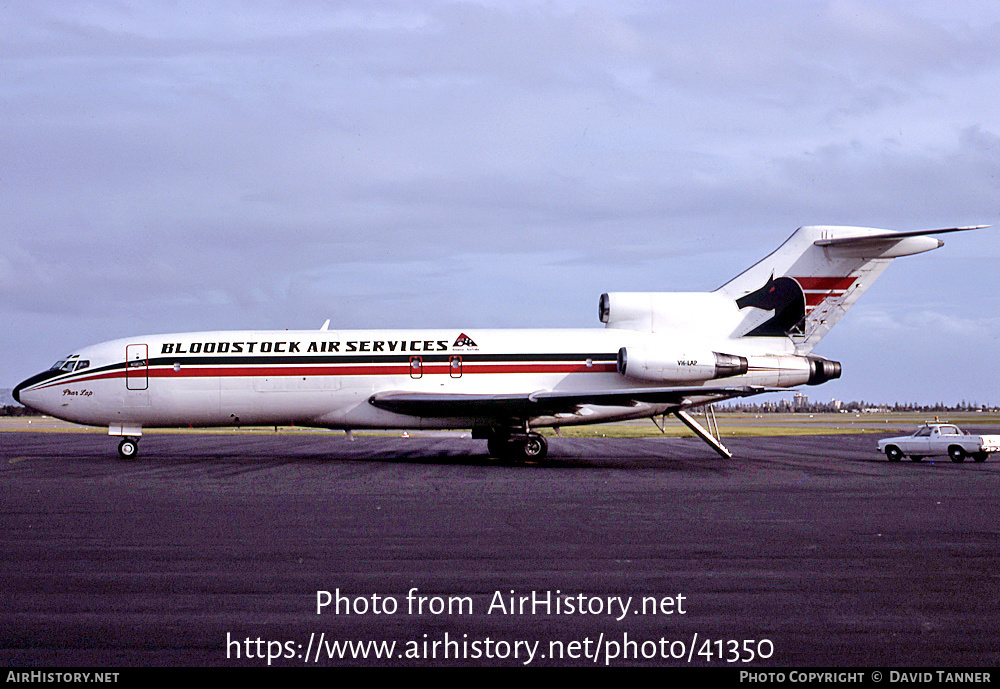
117;437;140;460
109;424;143;460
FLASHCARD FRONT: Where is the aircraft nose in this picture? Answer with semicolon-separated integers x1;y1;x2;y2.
12;370;62;410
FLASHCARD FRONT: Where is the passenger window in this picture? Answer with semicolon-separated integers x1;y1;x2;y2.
915;427;931;437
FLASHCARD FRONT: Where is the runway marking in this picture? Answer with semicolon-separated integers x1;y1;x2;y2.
8;457;29;464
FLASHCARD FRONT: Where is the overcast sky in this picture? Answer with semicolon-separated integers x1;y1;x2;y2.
3;1;998;405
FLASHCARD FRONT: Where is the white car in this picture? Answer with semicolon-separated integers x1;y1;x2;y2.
877;424;1000;463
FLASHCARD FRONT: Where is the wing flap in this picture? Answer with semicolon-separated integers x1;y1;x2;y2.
369;386;777;419
368;392;540;417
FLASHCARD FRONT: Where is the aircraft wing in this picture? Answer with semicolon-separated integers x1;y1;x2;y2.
368;385;778;419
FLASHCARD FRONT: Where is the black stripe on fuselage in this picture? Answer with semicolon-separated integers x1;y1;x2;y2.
144;352;619;367
27;351;620;388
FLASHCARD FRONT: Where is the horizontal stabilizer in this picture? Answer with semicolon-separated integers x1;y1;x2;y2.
814;226;988;247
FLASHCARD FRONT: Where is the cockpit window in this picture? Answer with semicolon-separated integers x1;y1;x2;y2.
50;356;85;372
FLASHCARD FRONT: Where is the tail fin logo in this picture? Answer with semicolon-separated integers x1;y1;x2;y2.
736;275;859;337
735;275;805;336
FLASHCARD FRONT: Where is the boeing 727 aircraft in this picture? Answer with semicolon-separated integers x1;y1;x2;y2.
14;225;985;460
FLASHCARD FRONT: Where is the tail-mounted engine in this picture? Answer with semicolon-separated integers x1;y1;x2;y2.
599;291;739;334
806;356;841;385
617;347;748;383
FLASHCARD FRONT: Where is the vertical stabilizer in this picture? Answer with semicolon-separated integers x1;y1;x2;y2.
716;226;983;353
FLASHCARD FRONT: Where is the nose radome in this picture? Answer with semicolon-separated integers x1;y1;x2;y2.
12;369;62;410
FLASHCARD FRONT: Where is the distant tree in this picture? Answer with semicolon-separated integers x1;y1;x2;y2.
0;405;42;417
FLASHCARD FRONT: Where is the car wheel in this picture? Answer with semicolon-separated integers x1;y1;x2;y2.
885;446;902;462
949;446;966;463
973;453;988;463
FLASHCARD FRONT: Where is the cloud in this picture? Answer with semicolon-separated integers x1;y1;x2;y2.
852;306;1000;339
2;2;999;404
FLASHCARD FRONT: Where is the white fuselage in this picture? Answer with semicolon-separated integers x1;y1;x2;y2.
17;327;805;433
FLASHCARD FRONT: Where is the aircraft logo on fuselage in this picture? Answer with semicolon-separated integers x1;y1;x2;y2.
453;333;478;348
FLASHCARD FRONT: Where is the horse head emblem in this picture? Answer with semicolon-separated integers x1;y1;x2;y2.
735;275;806;336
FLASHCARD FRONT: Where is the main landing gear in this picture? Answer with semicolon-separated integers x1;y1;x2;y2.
486;431;548;461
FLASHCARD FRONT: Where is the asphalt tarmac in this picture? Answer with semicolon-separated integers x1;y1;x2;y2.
2;429;999;668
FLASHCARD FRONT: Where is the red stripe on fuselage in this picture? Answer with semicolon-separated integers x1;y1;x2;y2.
148;362;620;378
30;361;619;389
